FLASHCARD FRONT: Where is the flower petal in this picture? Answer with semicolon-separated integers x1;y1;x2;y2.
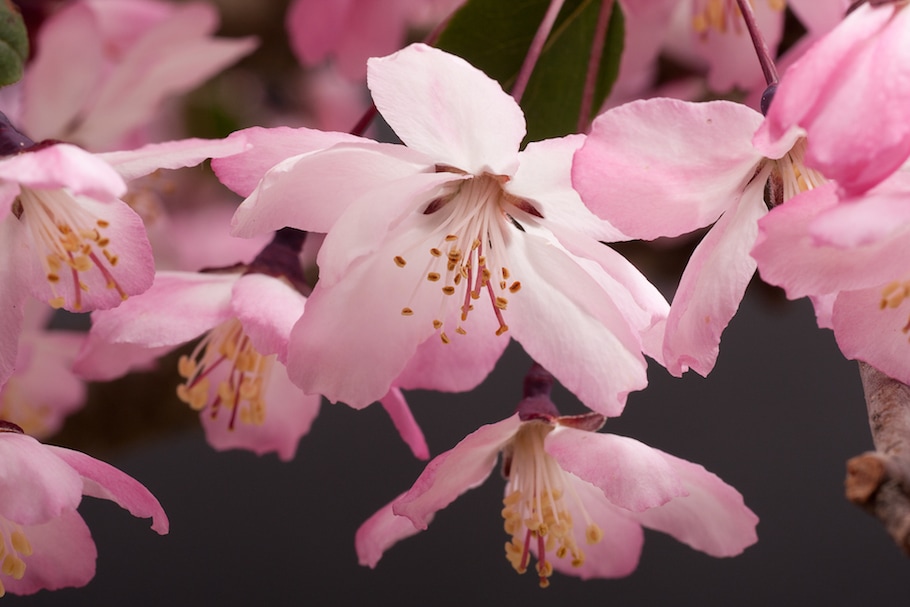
392;415;522;529
379;387;429;460
545;428;685;512
355;495;424;568
0;144;126;200
0;218;30;385
573;98;764;239
98;137;252;183
232;273;306;361
46;446;169;534
367;43;525;175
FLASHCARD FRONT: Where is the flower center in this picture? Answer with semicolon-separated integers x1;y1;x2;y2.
16;187;126;311
692;0;784;37
767;138;827;206
393;173;524;343
0;519;32;596
501;422;603;588
177;319;273;430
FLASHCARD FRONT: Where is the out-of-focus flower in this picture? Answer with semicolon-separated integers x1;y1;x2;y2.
13;0;257;151
0;421;168;597
573;97;825;376
356;389;758;587
216;43;668;417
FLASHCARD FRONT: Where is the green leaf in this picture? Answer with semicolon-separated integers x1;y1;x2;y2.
436;0;624;144
0;0;27;87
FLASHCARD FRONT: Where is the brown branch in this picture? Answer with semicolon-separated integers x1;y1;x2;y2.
845;361;910;554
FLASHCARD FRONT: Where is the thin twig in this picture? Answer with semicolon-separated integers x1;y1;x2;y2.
735;0;779;86
577;0;614;133
512;0;566;103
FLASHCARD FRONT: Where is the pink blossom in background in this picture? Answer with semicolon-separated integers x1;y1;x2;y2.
0;423;167;596
13;0;257;151
573;97;826;377
356;397;758;587
217;44;668;417
286;0;462;79
755;2;910;196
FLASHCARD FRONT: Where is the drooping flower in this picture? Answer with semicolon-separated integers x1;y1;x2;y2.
14;0;257;151
76;230;428;461
356;388;758;587
215;43;668;417
0;119;250;386
0;421;168;597
573;97;826;376
755;1;910;196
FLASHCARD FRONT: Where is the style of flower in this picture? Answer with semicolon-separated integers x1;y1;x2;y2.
0;121;250;386
356;393;758;587
752;170;910;386
14;0;257;151
755;1;910;196
572;97;826;376
0;421;168;597
215;43;668;417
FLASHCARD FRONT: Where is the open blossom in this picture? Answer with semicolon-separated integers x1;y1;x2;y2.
76;231;428;461
216;43;668;417
752;171;910;385
755;1;910;196
0;124;249;386
356;392;758;587
0;421;168;596
14;0;257;151
573;97;826;376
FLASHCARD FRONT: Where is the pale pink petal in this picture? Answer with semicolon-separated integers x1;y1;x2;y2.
230;142;431;238
788;0;852;35
0;434;83;526
392;415;522;529
548;476;644;579
232;273;306;361
211;126;363;197
810;293;836;330
2;510;96;596
573;98;764;239
84;271;237;348
199;363;320;462
509;135;626;242
506;226;647;417
98;137;252;183
379;387;429;460
753;184;910;298
47;446;169;534
832;286;910;386
0;144;126;200
631;450;759;557
0;219;30;385
663;173;768;376
332;0;414;79
285;0;352;66
19;3;104;141
355;496;424;568
72;340;169;382
367;43;525;175
545;428;685;511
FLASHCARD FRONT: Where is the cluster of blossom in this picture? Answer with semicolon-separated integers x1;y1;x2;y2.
0;0;904;597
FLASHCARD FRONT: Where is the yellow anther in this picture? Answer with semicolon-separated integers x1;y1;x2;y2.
393;256;407;268
10;531;31;557
440;332;450;344
427;272;440;282
494;296;508;310
429;248;442;257
442;286;456;295
445;234;458;242
433;319;443;329
509;281;522;293
97;219;110;228
49;297;65;309
401;307;414;316
495;324;509;336
585;523;604;545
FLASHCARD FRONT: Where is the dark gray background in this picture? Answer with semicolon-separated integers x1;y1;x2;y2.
7;281;907;606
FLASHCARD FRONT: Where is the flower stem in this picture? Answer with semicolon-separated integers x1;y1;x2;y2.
735;0;779;86
512;0;566;104
577;0;614;133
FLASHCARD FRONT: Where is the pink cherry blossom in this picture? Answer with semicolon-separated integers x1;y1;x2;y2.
0;422;167;597
573;97;826;376
356;397;758;587
752;171;910;386
15;0;257;151
286;0;462;79
755;2;910;196
217;44;668;417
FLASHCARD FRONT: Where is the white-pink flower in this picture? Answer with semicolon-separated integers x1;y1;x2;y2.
356;397;758;586
217;44;668;417
0;422;168;597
